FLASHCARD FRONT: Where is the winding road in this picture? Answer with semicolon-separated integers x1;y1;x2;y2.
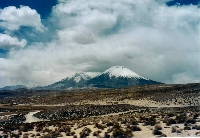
25;111;47;123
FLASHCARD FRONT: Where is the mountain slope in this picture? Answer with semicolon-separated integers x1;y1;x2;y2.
87;66;162;88
44;72;91;90
71;72;91;83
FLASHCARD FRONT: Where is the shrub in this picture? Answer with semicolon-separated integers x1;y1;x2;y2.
154;124;162;130
65;126;71;132
184;126;191;130
112;128;133;138
95;123;106;130
146;117;156;126
93;131;99;136
124;128;134;137
31;134;35;137
196;125;200;130
106;122;114;127
168;113;174;117
107;128;113;133
176;129;182;133
43;134;51;138
152;129;162;135
151;114;158;118
10;133;20;138
193;113;199;119
175;115;187;123
73;135;77;138
66;132;70;136
113;123;121;129
112;128;124;138
131;119;138;125
71;131;75;136
51;130;62;138
104;132;110;138
131;125;142;131
192;125;196;129
166;119;176;126
23;133;29;138
195;132;200;136
79;127;91;138
161;133;167;137
186;119;196;124
171;126;176;133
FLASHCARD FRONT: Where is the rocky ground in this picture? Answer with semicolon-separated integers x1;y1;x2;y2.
1;83;200;137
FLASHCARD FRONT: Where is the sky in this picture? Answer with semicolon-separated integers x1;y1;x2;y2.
0;0;200;87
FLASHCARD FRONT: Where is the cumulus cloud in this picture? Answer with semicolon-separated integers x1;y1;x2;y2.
57;26;96;45
0;0;200;87
0;6;44;31
52;0;118;34
0;33;27;50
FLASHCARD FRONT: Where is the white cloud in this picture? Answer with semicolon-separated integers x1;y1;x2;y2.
0;6;44;31
0;0;200;87
57;26;96;45
52;0;118;34
0;33;27;50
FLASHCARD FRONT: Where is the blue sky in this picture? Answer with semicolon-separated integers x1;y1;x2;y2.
166;0;200;6
0;0;57;18
0;0;200;87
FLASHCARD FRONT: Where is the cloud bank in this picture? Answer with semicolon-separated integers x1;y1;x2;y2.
0;0;200;87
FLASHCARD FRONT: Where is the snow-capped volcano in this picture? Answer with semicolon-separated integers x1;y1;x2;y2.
44;72;91;90
87;66;162;88
103;66;148;80
71;72;91;83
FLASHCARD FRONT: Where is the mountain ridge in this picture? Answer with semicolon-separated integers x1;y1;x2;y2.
43;72;91;90
0;66;163;90
43;66;163;90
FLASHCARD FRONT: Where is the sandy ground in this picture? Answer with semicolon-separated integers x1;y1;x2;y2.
17;109;200;138
20;95;200;107
78;98;185;108
24;111;48;123
2;99;200;137
17;120;200;138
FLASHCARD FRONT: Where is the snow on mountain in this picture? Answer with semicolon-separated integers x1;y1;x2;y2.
103;66;149;80
43;72;91;90
87;66;162;88
60;72;91;82
71;72;91;83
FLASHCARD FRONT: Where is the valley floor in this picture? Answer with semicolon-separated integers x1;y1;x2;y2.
1;83;200;137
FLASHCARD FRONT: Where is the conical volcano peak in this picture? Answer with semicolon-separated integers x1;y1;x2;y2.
103;66;148;79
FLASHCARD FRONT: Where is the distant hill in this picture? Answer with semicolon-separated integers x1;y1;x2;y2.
0;85;27;90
